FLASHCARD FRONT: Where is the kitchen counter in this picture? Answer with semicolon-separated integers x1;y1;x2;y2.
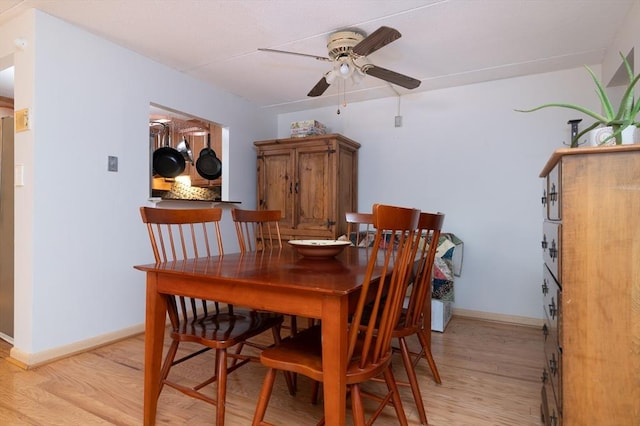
148;197;241;206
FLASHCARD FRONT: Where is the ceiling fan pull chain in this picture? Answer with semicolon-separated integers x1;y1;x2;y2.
337;79;342;115
342;81;347;108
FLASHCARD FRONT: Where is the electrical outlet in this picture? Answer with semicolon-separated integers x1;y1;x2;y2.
15;164;24;186
108;156;118;172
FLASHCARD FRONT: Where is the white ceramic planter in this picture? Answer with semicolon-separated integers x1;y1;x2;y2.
620;125;637;144
583;126;638;146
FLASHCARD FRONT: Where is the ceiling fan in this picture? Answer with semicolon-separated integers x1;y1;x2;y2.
259;26;421;97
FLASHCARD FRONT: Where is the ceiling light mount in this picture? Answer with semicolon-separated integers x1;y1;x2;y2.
326;30;365;61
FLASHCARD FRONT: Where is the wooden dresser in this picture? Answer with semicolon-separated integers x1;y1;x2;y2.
254;134;360;240
539;145;640;426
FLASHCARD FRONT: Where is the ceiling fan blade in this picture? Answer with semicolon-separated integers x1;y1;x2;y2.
258;48;331;62
362;65;421;90
307;76;331;97
352;26;401;56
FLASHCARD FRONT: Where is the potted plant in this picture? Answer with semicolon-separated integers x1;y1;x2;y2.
516;52;640;147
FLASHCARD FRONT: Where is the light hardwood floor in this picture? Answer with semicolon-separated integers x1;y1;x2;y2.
0;317;543;425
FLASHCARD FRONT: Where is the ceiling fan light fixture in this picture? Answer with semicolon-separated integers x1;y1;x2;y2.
324;70;337;84
351;70;364;85
339;62;350;75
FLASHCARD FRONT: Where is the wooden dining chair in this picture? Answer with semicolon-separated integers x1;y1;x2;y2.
230;209;293;325
231;208;283;252
391;211;445;425
311;211;445;410
307;211;373;402
252;204;421;426
139;207;285;426
231;208;299;390
345;212;374;247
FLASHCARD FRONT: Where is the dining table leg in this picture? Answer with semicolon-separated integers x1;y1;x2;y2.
321;296;349;425
144;273;167;426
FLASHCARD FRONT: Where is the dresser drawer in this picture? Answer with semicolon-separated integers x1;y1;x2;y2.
546;162;561;220
543;320;562;416
541;382;561;426
542;265;561;334
542;221;561;281
542;179;548;219
544;339;562;412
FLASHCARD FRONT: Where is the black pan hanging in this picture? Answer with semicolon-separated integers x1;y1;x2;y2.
152;122;186;178
195;133;222;180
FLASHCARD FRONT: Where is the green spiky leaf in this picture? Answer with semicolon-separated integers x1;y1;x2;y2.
515;103;608;123
584;65;615;120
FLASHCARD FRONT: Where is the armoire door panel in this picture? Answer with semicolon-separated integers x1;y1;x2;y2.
258;149;294;230
296;146;333;232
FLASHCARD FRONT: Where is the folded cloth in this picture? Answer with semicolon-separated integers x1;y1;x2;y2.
341;230;463;302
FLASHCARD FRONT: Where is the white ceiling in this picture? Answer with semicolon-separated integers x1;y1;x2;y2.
0;0;635;113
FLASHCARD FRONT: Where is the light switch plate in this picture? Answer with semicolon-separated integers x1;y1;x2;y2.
15;108;30;132
108;156;118;172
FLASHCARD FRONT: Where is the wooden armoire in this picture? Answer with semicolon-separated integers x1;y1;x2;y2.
254;133;360;240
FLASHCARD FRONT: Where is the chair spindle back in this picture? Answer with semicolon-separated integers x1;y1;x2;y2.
345;212;374;247
401;212;445;329
231;208;282;253
348;204;421;369
139;207;224;324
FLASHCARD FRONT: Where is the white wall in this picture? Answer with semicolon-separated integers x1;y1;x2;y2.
278;67;602;321
1;10;275;363
603;0;640;84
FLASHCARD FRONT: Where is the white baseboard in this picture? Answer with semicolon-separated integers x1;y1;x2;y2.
0;332;14;345
8;301;222;369
452;307;543;328
9;323;145;369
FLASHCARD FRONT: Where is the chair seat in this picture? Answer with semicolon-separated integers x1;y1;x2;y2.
392;309;421;337
173;309;284;348
259;325;392;384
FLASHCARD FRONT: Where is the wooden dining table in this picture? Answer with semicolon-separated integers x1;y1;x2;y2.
134;245;383;425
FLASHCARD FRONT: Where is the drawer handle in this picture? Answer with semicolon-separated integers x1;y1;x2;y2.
549;240;557;260
542;323;549;339
549;353;558;375
541;368;548;383
541;193;547;206
549;183;558;203
549;298;557;319
542;278;549;295
541;235;548;250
